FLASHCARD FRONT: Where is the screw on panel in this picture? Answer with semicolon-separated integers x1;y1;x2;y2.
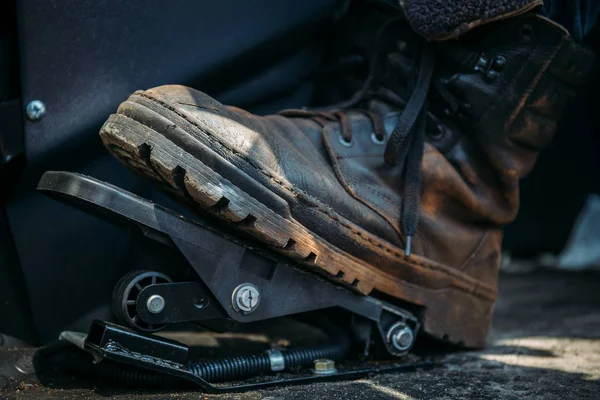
25;100;46;121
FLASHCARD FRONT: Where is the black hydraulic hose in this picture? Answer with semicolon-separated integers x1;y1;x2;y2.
187;319;351;382
34;319;350;387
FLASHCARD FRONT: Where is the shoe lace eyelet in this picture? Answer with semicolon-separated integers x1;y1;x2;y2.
427;124;444;140
339;135;353;147
370;132;386;145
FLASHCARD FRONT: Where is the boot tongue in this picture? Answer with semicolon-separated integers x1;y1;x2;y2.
367;99;398;115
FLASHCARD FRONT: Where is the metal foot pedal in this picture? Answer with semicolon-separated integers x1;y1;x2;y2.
37;171;432;391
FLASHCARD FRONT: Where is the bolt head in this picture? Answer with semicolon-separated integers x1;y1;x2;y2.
26;100;46;121
232;283;261;313
146;295;166;314
14;356;35;374
312;359;337;375
392;326;414;351
395;328;414;348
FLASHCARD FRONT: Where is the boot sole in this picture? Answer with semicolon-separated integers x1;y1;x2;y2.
100;102;495;348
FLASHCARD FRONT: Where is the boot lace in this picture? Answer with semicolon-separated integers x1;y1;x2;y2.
279;21;448;257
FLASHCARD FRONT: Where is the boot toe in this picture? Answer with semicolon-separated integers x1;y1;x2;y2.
143;84;225;114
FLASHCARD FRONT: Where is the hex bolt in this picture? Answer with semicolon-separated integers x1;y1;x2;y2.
146;295;166;314
387;322;415;353
232;283;261;313
312;359;337;375
25;100;46;121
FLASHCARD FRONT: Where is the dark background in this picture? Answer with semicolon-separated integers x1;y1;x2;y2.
1;0;599;346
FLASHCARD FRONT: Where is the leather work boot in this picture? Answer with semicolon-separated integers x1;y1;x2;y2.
100;12;593;347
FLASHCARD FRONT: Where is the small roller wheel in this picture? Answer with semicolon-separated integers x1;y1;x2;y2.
112;270;172;332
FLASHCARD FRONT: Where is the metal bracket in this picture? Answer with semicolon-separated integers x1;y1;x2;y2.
136;282;226;325
83;320;434;393
38;171;421;356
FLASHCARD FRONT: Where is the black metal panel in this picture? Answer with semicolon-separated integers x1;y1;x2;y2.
0;207;37;344
7;0;337;343
0;99;23;165
16;0;336;163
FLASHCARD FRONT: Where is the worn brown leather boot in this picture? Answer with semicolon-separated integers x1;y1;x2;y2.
100;12;592;347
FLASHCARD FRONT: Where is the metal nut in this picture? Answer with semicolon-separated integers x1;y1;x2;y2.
25;100;46;121
312;359;337;375
146;295;166;314
232;283;260;314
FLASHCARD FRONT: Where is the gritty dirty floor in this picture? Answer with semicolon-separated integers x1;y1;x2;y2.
1;270;599;400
